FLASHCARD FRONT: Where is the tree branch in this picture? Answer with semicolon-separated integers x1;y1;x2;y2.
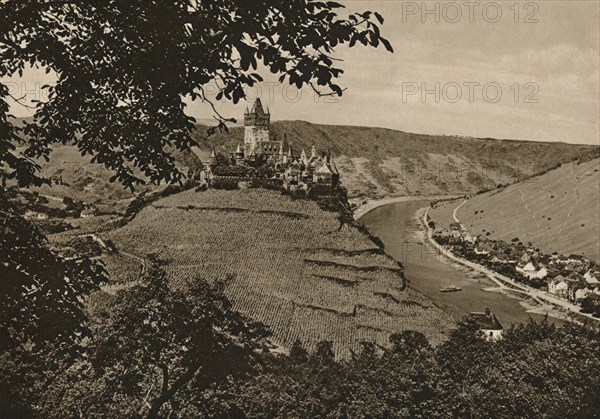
6;92;37;110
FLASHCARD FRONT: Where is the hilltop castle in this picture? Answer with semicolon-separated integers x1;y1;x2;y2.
204;98;339;191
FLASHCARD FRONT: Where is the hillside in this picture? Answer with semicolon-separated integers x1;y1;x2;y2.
12;118;597;202
430;158;600;262
192;120;599;198
102;189;454;358
11;143;202;214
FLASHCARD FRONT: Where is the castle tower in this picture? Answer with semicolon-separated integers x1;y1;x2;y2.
300;149;307;165
235;143;244;165
244;98;270;156
210;149;217;166
311;144;317;160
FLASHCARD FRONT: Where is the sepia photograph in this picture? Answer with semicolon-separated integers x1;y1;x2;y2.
1;0;599;417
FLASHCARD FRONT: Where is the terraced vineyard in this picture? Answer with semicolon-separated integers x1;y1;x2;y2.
106;189;453;358
430;158;600;261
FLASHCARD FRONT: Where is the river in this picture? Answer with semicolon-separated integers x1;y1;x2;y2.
360;200;558;326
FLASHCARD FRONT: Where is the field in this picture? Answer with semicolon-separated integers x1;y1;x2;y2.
104;189;453;358
430;158;600;261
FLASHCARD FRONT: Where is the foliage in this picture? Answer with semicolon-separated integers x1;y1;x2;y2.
40;257;270;417
0;193;107;412
1;0;391;189
212;164;251;177
202;319;600;418
580;295;600;317
211;178;240;190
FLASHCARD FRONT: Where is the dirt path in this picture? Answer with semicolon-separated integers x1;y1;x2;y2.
120;250;147;275
452;199;467;227
100;250;146;295
518;185;547;239
553;163;580;244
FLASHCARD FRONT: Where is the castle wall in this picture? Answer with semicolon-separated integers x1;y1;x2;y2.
244;126;270;155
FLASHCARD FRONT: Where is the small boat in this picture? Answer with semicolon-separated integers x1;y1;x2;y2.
440;286;462;293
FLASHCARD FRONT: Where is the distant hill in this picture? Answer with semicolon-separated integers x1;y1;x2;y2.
192;120;600;198
104;189;454;358
10;143;202;214
10;117;599;200
430;158;600;262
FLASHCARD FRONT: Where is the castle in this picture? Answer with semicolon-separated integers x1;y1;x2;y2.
204;98;339;191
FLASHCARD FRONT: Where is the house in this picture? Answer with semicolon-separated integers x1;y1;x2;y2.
548;276;569;296
535;267;548;279
462;233;476;244
470;308;503;340
474;247;489;255
450;222;461;231
80;208;97;218
574;287;592;302
562;259;583;273
517;262;548;279
24;210;48;220
584;269;599;285
312;154;340;186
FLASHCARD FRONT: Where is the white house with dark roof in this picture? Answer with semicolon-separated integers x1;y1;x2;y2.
548;276;569;296
470;308;503;340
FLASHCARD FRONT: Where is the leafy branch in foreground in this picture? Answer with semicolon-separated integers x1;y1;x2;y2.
1;0;393;189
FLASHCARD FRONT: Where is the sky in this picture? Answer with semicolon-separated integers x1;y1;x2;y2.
3;1;599;145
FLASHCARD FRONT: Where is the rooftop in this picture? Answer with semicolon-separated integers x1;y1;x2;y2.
469;308;503;331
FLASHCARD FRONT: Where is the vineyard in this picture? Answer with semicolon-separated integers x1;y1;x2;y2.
105;189;453;358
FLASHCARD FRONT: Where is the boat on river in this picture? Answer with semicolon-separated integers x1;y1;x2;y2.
440;286;462;293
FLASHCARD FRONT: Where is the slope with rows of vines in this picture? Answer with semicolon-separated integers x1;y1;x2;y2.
104;189;454;358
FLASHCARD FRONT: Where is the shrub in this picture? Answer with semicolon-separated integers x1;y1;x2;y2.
212;178;240;190
212;165;251;177
250;178;283;191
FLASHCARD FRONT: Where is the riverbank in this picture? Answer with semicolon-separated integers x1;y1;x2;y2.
422;206;597;323
359;200;565;326
353;194;462;221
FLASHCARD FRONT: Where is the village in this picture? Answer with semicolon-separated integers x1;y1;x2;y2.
432;219;600;317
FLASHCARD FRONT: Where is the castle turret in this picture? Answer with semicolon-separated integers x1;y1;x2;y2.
311;144;317;160
235;143;244;165
300;149;307;165
210;149;217;165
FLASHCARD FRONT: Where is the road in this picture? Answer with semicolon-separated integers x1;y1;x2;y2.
452;199;466;226
425;205;598;322
354;194;463;221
